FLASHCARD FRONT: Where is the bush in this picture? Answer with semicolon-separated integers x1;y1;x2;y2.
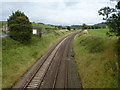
67;26;71;31
79;36;105;53
8;10;32;44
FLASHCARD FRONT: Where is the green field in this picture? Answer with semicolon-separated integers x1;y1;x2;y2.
74;29;118;88
32;23;55;29
2;30;77;88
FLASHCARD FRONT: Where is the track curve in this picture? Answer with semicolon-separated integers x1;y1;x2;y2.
13;31;83;89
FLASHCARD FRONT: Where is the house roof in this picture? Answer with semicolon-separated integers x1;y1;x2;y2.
32;25;37;29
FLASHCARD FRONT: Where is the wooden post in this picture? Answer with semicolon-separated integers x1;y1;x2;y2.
38;28;42;38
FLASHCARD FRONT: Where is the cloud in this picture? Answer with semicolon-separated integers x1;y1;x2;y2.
1;0;117;25
110;0;120;2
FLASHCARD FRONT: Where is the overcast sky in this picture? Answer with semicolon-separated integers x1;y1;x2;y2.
1;0;117;25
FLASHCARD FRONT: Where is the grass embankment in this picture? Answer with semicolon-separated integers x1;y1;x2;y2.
2;30;76;88
74;29;118;88
0;37;2;89
0;21;4;88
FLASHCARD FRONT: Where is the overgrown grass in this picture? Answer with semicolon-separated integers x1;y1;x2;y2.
2;30;76;88
74;29;118;88
0;37;2;89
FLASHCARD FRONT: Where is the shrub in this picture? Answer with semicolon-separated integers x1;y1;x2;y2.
79;36;105;53
67;26;71;31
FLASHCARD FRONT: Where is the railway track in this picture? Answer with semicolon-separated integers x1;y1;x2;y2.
14;32;82;89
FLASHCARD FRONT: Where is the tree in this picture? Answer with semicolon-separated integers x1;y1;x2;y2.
67;26;71;31
98;1;120;36
82;23;88;30
99;1;120;86
98;7;115;20
116;1;120;9
57;25;62;30
8;10;32;44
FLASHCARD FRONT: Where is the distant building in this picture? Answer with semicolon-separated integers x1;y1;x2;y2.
2;24;9;33
32;25;38;34
1;24;39;35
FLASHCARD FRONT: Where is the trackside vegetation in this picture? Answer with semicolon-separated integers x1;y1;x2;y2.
2;30;77;88
0;37;1;89
74;29;118;88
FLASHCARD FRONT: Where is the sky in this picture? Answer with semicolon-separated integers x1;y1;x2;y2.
0;0;118;26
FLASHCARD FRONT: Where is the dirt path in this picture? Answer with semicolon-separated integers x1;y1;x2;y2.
13;32;83;89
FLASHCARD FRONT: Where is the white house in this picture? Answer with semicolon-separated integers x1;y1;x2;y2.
33;29;37;34
32;26;38;34
1;24;39;35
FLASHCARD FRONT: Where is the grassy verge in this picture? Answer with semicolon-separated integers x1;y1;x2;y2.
2;30;77;88
0;37;2;89
74;29;118;88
